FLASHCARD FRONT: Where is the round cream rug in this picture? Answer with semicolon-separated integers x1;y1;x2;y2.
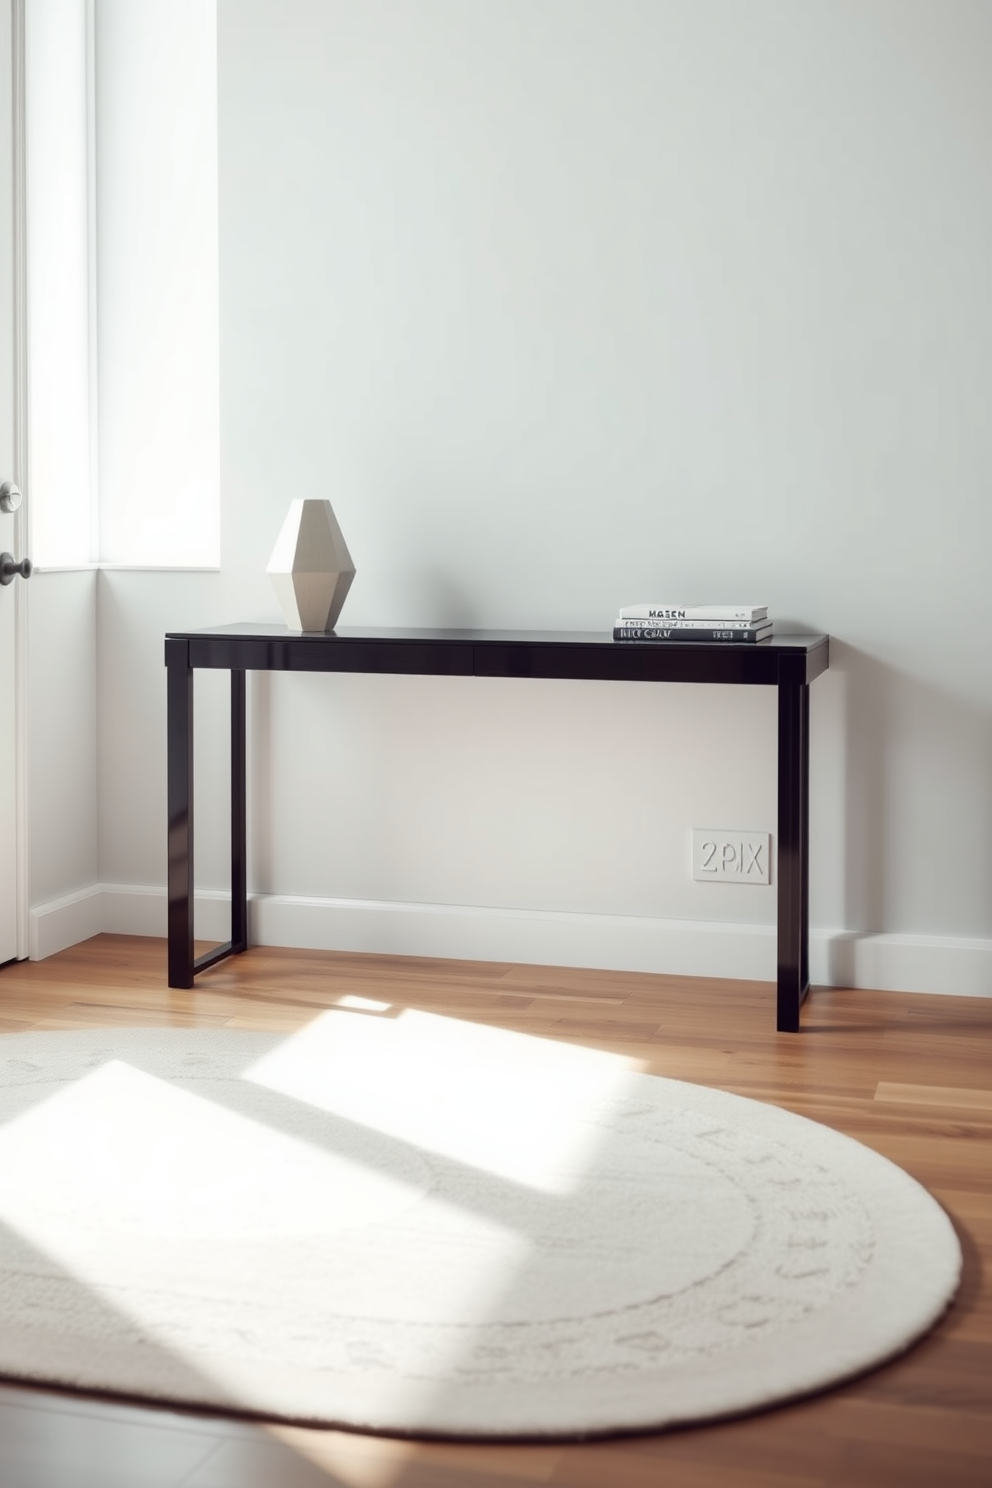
0;1018;961;1438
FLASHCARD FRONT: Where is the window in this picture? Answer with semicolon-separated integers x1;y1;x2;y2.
27;0;220;569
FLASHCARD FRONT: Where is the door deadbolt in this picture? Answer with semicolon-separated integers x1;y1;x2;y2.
0;482;23;514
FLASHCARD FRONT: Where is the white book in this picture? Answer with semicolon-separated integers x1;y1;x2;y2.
614;616;768;632
612;623;774;644
618;604;768;622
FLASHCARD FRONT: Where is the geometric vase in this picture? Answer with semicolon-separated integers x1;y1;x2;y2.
266;499;356;632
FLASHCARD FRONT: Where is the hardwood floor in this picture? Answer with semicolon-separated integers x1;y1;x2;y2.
0;934;989;1487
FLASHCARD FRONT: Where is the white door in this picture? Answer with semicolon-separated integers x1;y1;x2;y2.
0;0;27;966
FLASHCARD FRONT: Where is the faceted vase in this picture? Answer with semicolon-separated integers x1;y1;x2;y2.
266;499;356;632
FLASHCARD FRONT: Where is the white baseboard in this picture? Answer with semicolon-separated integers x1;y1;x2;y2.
28;883;992;998
29;885;103;961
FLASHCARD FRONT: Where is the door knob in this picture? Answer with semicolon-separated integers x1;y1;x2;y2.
0;482;22;513
0;553;32;585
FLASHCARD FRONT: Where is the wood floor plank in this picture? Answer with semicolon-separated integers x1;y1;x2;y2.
0;934;990;1487
266;1427;564;1485
875;1082;992;1112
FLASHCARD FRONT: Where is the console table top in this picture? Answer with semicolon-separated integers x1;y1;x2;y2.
168;622;826;648
165;624;829;686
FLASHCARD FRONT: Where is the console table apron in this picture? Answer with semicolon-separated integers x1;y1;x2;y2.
165;626;829;1032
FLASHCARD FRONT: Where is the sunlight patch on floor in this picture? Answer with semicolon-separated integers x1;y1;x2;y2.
0;1059;425;1243
246;1007;645;1194
336;995;393;1013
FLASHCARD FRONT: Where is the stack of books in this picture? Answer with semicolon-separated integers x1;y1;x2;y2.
613;604;772;644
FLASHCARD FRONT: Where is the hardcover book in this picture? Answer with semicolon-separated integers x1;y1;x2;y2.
614;617;767;632
613;625;774;644
618;604;768;622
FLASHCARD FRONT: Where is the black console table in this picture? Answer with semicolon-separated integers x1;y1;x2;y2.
165;625;829;1031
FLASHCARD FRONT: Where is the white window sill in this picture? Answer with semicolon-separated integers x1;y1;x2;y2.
34;564;222;574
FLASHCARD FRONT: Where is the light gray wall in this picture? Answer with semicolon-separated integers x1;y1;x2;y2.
89;0;991;985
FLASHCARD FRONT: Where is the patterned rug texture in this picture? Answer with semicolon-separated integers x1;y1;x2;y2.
0;1016;961;1437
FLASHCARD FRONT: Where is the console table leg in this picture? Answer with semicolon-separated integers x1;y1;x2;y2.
777;681;810;1031
231;669;248;952
800;682;810;994
167;642;194;988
